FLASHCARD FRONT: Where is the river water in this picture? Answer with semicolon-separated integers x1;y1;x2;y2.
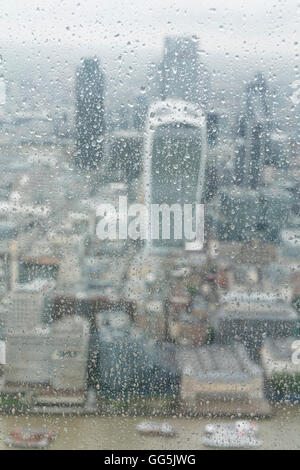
0;405;299;450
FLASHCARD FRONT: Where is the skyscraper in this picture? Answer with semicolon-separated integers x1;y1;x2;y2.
75;57;105;170
214;73;291;243
143;99;207;249
160;36;210;108
206;112;219;148
235;73;270;189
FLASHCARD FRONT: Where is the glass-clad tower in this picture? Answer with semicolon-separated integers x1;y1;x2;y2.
75;57;105;170
160;36;210;108
143;99;207;249
235;73;270;189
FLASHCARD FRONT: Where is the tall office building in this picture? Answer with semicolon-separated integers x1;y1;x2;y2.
107;130;143;184
75;57;105;170
206;112;219;148
160;36;210;108
143;99;207;249
1;279;55;335
235;73;270;189
214;73;291;242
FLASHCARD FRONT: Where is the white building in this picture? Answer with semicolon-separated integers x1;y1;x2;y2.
50;315;89;391
2;279;55;335
5;315;89;391
5;327;51;384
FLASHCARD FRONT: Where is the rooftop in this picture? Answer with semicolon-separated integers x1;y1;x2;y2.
176;344;262;383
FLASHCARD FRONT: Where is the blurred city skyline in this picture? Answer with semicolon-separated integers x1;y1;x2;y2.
0;0;298;114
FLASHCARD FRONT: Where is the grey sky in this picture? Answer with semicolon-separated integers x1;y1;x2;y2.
0;0;298;112
0;0;299;56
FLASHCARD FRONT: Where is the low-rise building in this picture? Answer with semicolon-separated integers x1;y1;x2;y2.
262;337;300;401
5;327;51;385
4;315;89;394
176;343;270;416
212;291;297;361
50;315;89;392
1;279;55;335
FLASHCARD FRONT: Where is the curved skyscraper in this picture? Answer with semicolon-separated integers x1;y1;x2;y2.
143;99;207;249
75;57;105;170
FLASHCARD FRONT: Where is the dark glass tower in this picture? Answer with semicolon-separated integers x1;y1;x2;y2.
75;57;105;170
235;73;270;189
160;36;210;108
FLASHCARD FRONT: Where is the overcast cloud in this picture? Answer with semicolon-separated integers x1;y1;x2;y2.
0;0;299;56
0;0;298;110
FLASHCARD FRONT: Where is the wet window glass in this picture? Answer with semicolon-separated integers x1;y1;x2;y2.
0;0;299;452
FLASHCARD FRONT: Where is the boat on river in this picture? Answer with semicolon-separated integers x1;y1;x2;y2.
137;421;176;437
202;420;262;449
5;427;57;449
